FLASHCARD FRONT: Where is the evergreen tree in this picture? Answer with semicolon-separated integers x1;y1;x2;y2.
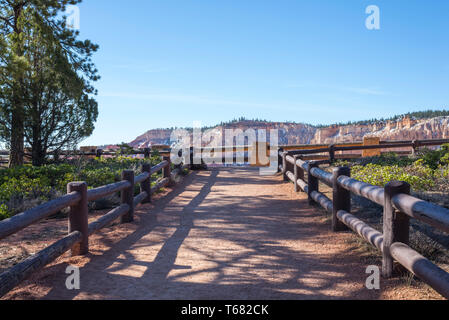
0;0;99;167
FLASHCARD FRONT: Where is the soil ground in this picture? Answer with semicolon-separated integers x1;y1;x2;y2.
1;168;443;300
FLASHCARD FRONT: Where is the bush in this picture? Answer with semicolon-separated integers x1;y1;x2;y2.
417;144;449;169
0;156;163;220
0;203;10;220
334;152;416;168
77;168;118;187
351;163;435;191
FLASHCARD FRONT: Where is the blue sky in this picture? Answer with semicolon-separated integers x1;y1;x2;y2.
76;0;449;145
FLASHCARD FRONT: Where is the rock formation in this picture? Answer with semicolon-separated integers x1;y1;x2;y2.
128;116;449;148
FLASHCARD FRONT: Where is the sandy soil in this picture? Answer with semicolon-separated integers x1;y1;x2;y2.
1;168;444;300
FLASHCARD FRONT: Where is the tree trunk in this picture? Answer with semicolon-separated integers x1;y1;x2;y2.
9;108;24;167
32;144;46;167
31;108;46;166
31;138;46;167
8;4;25;168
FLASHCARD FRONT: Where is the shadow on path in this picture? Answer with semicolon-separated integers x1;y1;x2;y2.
33;168;381;300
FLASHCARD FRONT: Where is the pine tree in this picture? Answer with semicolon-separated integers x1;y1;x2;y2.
0;0;99;167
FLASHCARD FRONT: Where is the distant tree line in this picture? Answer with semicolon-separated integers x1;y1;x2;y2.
149;110;449;133
312;109;449;128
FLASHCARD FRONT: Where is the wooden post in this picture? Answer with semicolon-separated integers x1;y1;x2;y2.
382;181;411;278
121;170;135;223
329;144;335;163
277;148;283;173
144;148;151;159
141;163;152;203
332;166;351;231
285;156;293;181
282;152;288;181
307;161;319;205
297;156;305;192
67;182;88;256
411;140;419;156
189;146;194;169
293;155;300;192
297;157;304;180
163;156;173;185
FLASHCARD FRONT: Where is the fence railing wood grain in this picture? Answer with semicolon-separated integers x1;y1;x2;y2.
0;156;188;297
1;138;449;298
284;138;449;162
3;138;448;165
279;148;449;299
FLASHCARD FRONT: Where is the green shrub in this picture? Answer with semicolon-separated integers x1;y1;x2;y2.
417;144;449;169
351;163;435;191
77;168;118;187
0;203;10;220
0;156;163;220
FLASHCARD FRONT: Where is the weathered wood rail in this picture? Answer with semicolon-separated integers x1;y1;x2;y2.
0;145;171;164
0;155;188;297
283;138;449;162
2;138;449;298
3;138;447;165
279;149;449;299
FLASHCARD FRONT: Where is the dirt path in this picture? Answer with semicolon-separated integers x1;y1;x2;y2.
3;168;442;299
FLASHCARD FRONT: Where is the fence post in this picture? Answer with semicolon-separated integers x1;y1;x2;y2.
163;156;172;185
121;170;135;223
141;163;152;203
307;161;319;205
297;156;304;189
277;148;284;173
382;181;411;278
189;146;194;170
411;140;419;156
293;155;301;192
332;166;351;232
67;182;89;256
286;155;294;181
329;144;335;163
282;152;288;181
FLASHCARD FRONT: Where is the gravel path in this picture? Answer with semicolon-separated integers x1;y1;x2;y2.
3;168;442;299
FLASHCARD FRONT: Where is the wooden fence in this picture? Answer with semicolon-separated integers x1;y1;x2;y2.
1;138;449;297
283;138;449;162
279;149;449;299
3;138;448;165
0;155;188;297
0;145;172;164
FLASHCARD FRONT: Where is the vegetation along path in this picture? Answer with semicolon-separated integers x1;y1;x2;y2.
3;168;442;299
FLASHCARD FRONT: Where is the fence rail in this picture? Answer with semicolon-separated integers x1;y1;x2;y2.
1;138;449;298
279;149;449;299
283;138;449;162
3;138;448;165
0;145;171;164
0;155;188;297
